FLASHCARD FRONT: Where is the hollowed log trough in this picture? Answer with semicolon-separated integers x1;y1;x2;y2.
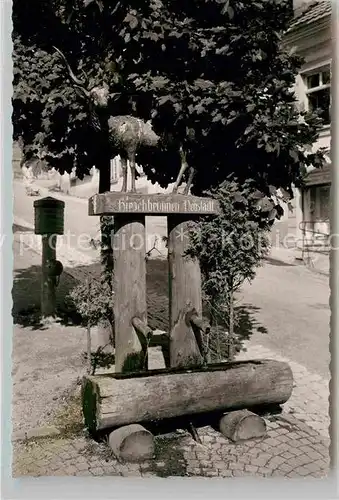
82;359;293;433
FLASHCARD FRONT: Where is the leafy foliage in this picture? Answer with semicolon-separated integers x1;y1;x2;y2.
188;180;272;297
187;179;272;358
67;276;115;374
83;348;115;376
13;0;329;364
67;277;114;329
13;0;327;202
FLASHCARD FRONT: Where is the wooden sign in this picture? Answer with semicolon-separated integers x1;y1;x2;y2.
88;193;221;216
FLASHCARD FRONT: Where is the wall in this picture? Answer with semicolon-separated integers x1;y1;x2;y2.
12;142;23;178
283;7;331;250
293;0;315;11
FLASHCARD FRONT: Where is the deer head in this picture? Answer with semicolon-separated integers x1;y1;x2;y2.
53;47;112;108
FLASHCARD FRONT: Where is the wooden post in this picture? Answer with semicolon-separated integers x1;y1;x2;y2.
113;215;148;373
168;216;203;368
86;279;92;374
41;234;57;318
34;197;64;321
88;192;220;373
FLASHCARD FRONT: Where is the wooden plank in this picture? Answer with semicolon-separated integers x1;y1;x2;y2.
112;215;148;373
168;216;203;368
82;359;293;432
88;193;220;216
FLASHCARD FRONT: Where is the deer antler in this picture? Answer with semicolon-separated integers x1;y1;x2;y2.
53;46;90;97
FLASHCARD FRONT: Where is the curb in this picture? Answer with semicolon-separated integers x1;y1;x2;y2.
13;216;34;231
16;230;99;268
13;180;88;205
34;183;88;205
12;425;61;442
267;248;329;277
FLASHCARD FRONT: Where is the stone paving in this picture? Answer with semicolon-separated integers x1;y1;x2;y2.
12;414;330;478
12;330;331;479
236;343;330;439
11;288;331;479
12;341;330;480
11;332;331;475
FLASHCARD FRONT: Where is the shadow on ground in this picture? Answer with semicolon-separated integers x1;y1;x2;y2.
13;224;33;233
13;257;268;351
235;304;268;340
264;257;294;267
12;257;171;331
12;264;80;329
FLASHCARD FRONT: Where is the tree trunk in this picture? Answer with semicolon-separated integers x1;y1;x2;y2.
98;156;114;279
228;287;235;361
82;359;293;432
168;216;203;368
112;215;148;373
97;155;114;349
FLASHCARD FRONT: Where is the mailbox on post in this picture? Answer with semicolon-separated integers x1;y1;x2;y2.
33;196;65;321
34;196;65;235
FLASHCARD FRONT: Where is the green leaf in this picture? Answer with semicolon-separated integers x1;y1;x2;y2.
289;150;299;162
212;113;223;123
158;95;173;106
227;6;235;19
124;13;138;30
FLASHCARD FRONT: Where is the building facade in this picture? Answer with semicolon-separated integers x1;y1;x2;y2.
284;0;331;254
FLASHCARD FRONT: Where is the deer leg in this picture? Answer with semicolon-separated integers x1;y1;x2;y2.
172;161;188;194
129;152;136;193
120;156;128;193
183;167;195;195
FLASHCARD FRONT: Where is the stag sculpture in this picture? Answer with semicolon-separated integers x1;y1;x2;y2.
54;47;159;193
172;147;195;195
54;47;196;195
107;116;159;192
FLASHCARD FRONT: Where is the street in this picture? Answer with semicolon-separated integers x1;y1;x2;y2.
13;180;100;259
239;261;330;378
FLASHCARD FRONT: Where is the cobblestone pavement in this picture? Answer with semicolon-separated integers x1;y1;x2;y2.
12;337;330;479
12;415;329;478
236;343;329;439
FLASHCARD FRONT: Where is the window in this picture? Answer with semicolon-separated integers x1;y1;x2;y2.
318;185;330;221
305;68;331;125
309;185;330;222
110;156;121;183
